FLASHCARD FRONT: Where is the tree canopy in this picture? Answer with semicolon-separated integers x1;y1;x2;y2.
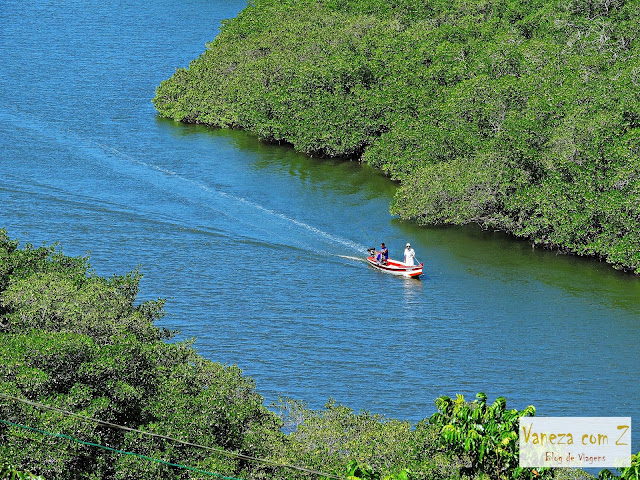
154;0;640;272
3;230;627;478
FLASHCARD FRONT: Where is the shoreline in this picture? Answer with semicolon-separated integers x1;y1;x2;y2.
153;0;640;274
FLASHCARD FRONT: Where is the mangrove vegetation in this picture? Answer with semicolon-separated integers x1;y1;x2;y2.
153;0;640;272
2;229;622;479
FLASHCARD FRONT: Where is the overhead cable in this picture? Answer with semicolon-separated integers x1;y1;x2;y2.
0;393;343;479
1;419;245;480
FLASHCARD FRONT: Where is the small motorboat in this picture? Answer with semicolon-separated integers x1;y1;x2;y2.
366;248;423;278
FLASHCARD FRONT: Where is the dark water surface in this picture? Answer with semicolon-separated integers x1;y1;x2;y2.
1;0;638;452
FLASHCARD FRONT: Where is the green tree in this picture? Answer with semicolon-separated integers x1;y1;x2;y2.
599;452;640;480
153;0;640;272
429;393;542;479
0;231;283;479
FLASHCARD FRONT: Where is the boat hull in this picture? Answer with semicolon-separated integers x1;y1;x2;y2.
366;256;423;278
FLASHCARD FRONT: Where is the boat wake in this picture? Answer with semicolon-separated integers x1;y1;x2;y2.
95;144;370;255
1;109;369;258
336;254;368;262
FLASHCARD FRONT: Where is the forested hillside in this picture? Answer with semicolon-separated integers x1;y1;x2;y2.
0;230;284;479
0;230;486;479
3;230;613;479
154;0;640;272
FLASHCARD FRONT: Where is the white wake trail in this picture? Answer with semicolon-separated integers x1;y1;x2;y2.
336;254;368;262
0;110;369;256
99;145;369;254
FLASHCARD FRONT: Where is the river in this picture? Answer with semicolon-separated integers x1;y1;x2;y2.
1;0;638;454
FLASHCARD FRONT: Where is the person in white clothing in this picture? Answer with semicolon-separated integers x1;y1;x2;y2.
404;243;416;266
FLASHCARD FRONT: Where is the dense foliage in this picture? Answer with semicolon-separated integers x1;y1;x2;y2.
0;230;282;479
0;461;44;479
270;398;462;480
429;393;539;479
599;451;640;480
154;0;640;272
0;230;623;479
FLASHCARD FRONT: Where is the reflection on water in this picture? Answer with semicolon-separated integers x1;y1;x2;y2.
393;219;640;316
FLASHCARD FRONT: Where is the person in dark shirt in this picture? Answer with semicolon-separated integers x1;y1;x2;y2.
376;242;389;264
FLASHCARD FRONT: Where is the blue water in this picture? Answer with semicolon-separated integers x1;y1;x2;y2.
1;0;638;456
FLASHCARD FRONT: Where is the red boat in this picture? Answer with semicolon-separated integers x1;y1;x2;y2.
366;248;423;278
